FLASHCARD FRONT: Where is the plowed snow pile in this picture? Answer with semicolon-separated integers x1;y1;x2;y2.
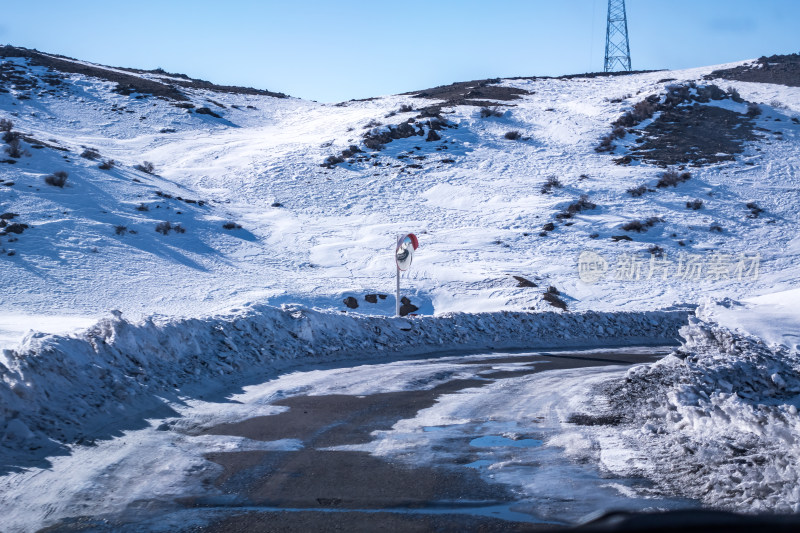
591;289;800;511
0;306;687;461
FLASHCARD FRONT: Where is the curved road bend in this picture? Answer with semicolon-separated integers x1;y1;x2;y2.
35;348;691;532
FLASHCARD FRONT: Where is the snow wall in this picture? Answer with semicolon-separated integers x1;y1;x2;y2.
0;305;689;454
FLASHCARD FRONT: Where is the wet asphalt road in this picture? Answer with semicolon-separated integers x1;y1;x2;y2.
189;350;665;532
44;349;667;532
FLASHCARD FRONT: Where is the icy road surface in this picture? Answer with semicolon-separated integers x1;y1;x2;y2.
0;347;697;532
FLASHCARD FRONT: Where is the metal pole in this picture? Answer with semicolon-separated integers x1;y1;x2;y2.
396;265;400;317
395;234;401;317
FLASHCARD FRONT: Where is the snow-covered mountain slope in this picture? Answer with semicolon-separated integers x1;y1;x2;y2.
1;46;799;341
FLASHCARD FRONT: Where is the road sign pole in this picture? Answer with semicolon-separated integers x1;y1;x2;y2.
396;263;400;317
395;234;401;317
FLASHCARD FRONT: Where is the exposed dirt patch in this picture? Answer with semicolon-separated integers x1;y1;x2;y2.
0;45;287;101
1;45;188;101
21;134;69;152
512;275;537;288
630;104;758;166
706;53;800;88
542;287;568;311
322;116;457;166
195;107;222;118
553;69;663;80
164;76;286;98
406;78;529;106
406;71;661;107
0;222;28;236
0;60;40;93
399;296;419;316
598;83;760;167
363;121;424;150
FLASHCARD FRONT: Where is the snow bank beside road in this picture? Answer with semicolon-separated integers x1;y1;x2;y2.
0;305;688;459
600;294;800;512
698;289;800;354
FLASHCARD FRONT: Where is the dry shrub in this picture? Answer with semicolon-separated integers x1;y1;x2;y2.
747;102;761;117
656;169;691;188
4;137;22;158
44;171;68;187
135;161;155;174
156;221;185;235
80;148;100;160
627;184;648;197
686;199;703;210
595;134;615;153
479;107;503;118
540;176;563;194
621;216;663;232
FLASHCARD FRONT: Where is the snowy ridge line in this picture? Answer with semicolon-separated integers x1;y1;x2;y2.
0;306;688;454
601;306;800;512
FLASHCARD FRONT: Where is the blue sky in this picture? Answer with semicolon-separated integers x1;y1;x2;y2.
2;1;797;102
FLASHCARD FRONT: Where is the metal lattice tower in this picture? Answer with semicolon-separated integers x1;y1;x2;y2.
604;0;631;72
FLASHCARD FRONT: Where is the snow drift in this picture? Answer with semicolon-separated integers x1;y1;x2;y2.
0;305;688;460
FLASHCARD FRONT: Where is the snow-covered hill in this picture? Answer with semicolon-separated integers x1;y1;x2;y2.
1;46;799;343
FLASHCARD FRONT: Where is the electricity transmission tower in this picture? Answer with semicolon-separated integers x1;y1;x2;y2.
604;0;631;72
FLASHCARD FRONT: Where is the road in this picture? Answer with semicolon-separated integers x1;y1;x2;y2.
4;347;696;532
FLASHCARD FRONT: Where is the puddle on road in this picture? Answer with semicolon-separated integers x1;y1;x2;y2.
469;435;543;448
464;459;494;469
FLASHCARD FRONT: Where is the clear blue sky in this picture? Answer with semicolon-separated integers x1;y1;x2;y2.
2;1;797;102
